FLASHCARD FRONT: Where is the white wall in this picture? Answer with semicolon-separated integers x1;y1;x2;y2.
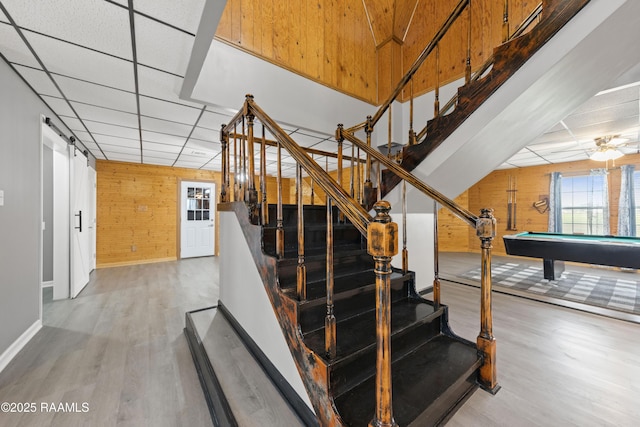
218;211;313;410
0;60;73;370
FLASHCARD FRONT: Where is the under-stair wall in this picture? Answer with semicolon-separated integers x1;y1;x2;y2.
218;209;314;411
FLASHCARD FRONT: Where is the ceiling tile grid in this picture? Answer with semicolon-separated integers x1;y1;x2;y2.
1;1;639;176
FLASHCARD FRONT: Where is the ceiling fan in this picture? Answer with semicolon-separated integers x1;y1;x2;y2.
589;135;629;161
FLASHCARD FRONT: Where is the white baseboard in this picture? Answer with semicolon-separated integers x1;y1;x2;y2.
0;320;42;374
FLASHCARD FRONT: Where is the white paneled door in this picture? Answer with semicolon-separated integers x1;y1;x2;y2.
70;150;94;298
180;181;215;258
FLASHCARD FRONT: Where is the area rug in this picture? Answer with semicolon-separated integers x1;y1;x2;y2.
458;262;640;315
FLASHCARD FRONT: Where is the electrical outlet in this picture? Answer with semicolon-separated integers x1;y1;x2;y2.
131;245;137;252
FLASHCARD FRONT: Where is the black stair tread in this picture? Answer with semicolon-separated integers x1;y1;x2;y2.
283;268;376;300
333;334;481;426
303;298;436;360
297;269;408;306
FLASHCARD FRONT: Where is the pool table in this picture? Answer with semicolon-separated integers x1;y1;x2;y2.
503;232;640;280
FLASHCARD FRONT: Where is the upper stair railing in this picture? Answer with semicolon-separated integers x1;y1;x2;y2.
219;94;497;426
343;0;547;201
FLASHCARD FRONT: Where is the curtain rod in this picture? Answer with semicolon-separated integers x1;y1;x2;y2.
44;117;89;159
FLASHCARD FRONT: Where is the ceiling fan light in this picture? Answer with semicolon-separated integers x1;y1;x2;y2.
590;147;624;161
590;150;608;161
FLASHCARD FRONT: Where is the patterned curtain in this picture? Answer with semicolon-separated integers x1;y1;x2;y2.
617;164;636;236
590;168;609;235
548;172;562;233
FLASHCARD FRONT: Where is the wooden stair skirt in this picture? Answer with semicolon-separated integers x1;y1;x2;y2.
195;202;483;426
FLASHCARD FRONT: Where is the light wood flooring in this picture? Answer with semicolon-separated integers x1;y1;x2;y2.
0;258;217;427
1;256;639;426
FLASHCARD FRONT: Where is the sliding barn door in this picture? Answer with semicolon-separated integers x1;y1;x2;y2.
70;150;93;298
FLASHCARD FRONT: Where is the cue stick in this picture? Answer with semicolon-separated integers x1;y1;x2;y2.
512;176;517;230
507;175;512;230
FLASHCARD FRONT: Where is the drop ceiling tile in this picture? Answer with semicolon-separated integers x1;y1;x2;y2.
575;87;640;115
56;76;137;113
200;162;221;171
142;140;184;154
141;130;187;145
0;22;39;67
0;6;7;21
137;65;202;107
198;110;233;130
71;102;139;128
1;0;133;59
539;151;590;164
566;118;640;141
133;0;205;35
105;152;142;163
139;96;202;123
141;149;180;160
190;126;217;142
183;140;220;156
563;101;638;130
68;130;94;142
100;144;141;156
142;157;175;166
173;160;206;169
140;116;193;136
81;140;103;155
12;64;61;97
85;122;140;140
309;140;340;152
134;14;194;76
41;95;76;117
92;134;140;149
57;115;85;132
508;158;550;167
24;31;135;91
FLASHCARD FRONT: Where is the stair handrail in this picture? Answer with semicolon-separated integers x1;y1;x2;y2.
244;96;373;236
339;126;499;397
338;127;478;227
346;0;470;134
431;2;544;126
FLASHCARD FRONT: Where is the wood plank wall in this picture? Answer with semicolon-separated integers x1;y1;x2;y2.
216;1;540;105
439;153;640;255
96;160;292;267
216;0;378;103
402;0;540;102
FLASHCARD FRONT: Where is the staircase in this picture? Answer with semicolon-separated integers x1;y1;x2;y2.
263;203;480;425
183;1;617;425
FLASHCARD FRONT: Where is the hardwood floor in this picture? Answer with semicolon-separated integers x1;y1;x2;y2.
1;256;638;426
0;258;217;427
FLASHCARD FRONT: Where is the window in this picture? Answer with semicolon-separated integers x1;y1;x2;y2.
560;174;607;235
634;171;640;234
186;186;211;221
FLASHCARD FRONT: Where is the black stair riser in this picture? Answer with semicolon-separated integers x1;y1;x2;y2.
278;251;373;287
262;225;363;256
265;204;351;228
298;275;411;333
330;311;443;398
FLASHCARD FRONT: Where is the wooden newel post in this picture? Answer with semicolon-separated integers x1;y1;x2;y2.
476;208;500;394
367;201;399;427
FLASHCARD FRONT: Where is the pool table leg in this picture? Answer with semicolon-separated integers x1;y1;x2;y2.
543;259;564;280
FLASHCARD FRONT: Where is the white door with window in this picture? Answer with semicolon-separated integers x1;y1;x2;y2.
180;181;215;258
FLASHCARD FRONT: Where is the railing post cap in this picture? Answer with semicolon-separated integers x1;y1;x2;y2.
373;201;392;223
245;93;254;99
